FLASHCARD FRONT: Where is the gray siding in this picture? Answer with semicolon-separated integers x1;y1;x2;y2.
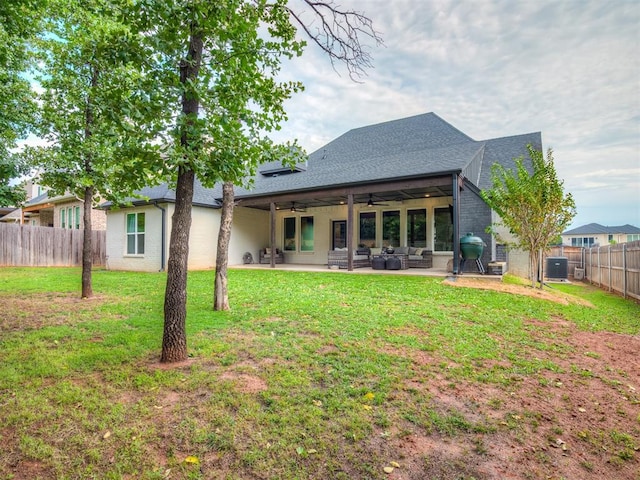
459;189;492;273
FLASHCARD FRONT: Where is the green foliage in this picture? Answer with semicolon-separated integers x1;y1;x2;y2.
481;145;576;287
0;0;44;205
25;0;158;204
119;0;308;187
0;157;27;206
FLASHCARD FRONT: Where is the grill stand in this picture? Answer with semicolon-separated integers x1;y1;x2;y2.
459;258;485;274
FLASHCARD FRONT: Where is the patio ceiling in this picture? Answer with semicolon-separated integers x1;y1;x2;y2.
236;174;455;211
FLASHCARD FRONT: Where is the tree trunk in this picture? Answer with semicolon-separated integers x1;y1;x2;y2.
81;186;93;298
160;30;203;363
161;167;194;363
530;249;539;288
214;182;234;311
538;248;544;289
81;65;98;299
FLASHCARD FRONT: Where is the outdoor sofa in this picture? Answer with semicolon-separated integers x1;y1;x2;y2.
327;248;371;269
259;247;284;264
327;246;432;269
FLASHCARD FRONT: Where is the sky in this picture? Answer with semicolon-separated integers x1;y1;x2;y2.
269;0;640;230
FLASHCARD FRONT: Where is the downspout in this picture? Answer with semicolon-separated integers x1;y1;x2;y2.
153;201;166;272
452;173;460;274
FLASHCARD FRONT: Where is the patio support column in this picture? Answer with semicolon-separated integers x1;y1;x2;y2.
270;202;276;268
347;193;354;271
452;173;460;275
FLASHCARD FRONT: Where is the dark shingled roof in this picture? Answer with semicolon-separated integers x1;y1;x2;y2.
232;112;541;198
105;112;541;205
562;223;640;235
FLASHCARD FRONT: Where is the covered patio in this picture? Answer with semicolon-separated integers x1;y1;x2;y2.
236;173;465;272
231;259;502;281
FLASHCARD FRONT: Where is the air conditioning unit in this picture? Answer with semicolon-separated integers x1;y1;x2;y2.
546;257;568;280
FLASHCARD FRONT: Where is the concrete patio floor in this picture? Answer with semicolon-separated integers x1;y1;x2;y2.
231;263;503;281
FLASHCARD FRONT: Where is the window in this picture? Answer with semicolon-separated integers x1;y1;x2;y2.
407;209;427;248
60;209;66;229
571;237;595;247
382;210;400;247
359;212;376;247
284;217;296;251
300;216;314;252
627;234;640;242
126;212;145;255
75;206;81;229
434;207;453;251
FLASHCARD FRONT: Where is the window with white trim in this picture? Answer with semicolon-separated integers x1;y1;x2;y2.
407;208;427;248
382;210;400;247
571;237;595;247
126;212;145;255
284;217;296;251
300;216;314;252
434;207;453;251
358;212;376;247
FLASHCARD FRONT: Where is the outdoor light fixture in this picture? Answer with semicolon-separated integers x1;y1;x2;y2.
290;202;296;212
367;195;374;207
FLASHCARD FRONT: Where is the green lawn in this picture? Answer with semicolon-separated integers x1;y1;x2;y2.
0;268;638;479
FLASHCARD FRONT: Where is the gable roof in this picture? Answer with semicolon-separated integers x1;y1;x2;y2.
23;191;83;208
103;112;541;206
102;178;220;209
232;112;541;199
562;223;640;235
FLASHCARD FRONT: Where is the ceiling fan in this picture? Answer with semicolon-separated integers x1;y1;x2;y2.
366;194;388;207
290;201;306;212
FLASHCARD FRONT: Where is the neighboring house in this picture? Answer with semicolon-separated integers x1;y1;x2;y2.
561;223;640;247
0;180;45;224
21;191;107;230
0;208;24;223
104;112;541;276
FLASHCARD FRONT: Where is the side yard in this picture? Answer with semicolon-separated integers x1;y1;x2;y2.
0;268;638;479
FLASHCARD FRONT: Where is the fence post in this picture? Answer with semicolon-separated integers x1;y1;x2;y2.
608;245;612;292
623;243;627;299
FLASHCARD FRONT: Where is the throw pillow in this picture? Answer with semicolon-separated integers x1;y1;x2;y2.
415;248;423;255
265;247;271;254
408;247;417;255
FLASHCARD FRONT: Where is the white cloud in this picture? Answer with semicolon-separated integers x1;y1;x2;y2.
271;0;640;228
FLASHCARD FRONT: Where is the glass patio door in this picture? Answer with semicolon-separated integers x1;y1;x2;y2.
332;220;347;249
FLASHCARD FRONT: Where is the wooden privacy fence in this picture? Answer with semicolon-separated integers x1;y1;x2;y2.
547;241;640;301
0;223;106;267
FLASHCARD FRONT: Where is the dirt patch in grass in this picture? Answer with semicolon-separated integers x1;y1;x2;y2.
444;277;594;306
0;292;115;331
378;317;639;480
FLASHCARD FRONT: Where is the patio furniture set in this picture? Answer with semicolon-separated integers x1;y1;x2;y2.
328;247;433;270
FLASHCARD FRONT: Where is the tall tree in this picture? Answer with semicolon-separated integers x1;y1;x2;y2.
211;0;383;311
126;0;381;361
481;145;576;288
27;0;161;298
124;0;307;362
